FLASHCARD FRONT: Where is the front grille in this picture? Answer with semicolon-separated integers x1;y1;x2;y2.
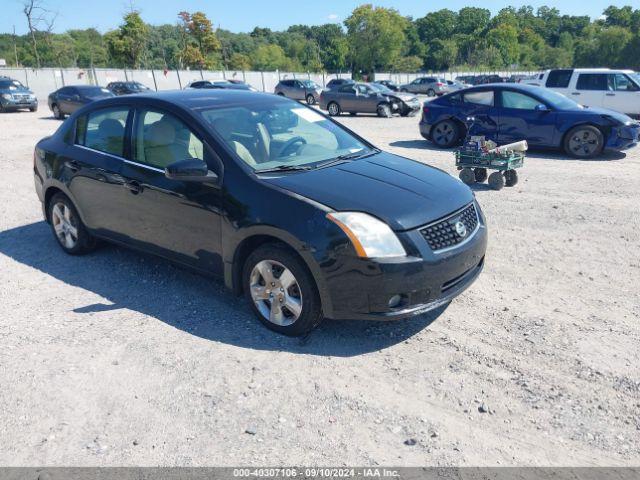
13;94;30;102
420;203;479;252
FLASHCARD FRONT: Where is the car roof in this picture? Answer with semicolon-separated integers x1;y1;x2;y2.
82;88;285;111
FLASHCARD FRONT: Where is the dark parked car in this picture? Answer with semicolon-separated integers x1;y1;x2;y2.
48;85;114;119
107;81;152;95
0;77;38;112
376;80;399;91
186;80;257;91
326;78;354;90
320;82;421;117
33;90;487;335
420;84;640;158
274;79;322;105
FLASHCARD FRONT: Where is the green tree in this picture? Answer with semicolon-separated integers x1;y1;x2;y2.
487;23;519;66
228;52;251;70
344;5;407;75
415;9;457;43
392;55;423;72
105;11;149;68
251;43;290;70
178;11;221;69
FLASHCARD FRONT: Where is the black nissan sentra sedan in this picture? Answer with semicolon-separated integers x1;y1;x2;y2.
33;89;487;336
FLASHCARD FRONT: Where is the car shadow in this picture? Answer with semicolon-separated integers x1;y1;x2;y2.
0;221;443;357
38;115;62;121
388;139;453;153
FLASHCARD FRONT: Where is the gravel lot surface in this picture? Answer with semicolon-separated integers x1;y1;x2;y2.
0;108;639;466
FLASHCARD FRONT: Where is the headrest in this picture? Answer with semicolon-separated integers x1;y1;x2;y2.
146;120;176;146
98;119;124;138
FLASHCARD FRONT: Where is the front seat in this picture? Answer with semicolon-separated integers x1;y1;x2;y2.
95;119;124;155
144;120;189;168
213;118;257;167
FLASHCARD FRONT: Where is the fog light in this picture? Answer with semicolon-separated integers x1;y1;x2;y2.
388;294;402;308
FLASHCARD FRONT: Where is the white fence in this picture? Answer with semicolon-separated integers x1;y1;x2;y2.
0;67;538;101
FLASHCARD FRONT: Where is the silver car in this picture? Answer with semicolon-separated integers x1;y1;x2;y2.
274;79;323;105
399;77;449;96
319;82;421;118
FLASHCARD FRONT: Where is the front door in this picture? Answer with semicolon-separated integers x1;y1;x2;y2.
497;90;558;146
118;108;224;274
606;73;640;116
572;73;607;108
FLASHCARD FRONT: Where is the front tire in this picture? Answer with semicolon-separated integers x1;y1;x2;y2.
327;102;341;116
459;168;475;185
52;104;64;120
377;103;392;118
48;193;96;255
30;105;38;112
488;172;505;190
243;243;323;336
427;89;436;97
564;125;604;158
306;94;316;105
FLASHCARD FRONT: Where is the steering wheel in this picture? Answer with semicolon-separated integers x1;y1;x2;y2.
279;136;307;158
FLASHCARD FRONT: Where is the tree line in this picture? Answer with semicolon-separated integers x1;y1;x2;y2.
1;4;639;73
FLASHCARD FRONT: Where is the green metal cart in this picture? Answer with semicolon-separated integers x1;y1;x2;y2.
455;149;525;190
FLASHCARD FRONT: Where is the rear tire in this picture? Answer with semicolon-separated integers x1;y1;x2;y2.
243;243;323;336
47;193;97;255
327;102;341;116
459;168;476;185
427;89;436;97
377;103;392;118
488;172;505;190
30;105;38;112
563;125;604;158
431;120;459;148
276;92;285;96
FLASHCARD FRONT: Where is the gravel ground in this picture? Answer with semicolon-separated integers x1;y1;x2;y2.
0;108;639;466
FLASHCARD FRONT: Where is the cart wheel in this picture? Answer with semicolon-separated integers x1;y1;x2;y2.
459;168;476;185
488;172;505;190
474;168;487;183
505;170;518;187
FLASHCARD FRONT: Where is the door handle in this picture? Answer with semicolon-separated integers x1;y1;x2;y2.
64;160;80;172
124;180;142;194
571;92;581;95
606;93;615;96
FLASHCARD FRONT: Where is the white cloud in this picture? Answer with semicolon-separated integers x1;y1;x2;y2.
327;13;339;21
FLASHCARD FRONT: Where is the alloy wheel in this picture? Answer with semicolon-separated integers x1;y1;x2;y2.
249;259;303;327
328;103;339;115
433;122;455;146
569;129;599;156
51;202;78;249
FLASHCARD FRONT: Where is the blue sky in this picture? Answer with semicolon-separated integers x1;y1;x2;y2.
2;0;635;34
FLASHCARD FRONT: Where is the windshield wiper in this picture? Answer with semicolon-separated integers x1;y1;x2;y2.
254;164;312;174
315;148;381;169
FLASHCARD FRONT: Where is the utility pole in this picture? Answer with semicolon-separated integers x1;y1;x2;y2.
13;25;19;67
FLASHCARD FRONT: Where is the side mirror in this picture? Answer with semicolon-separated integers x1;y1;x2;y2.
535;104;549;112
165;159;218;183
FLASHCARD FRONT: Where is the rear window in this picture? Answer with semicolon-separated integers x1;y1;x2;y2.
546;70;573;88
464;90;494;106
576;74;608;91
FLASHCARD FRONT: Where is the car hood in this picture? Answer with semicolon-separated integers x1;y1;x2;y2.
384;92;417;102
263;151;473;231
1;87;32;94
580;106;634;124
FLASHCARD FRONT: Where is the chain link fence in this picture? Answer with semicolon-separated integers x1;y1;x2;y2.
0;67;538;101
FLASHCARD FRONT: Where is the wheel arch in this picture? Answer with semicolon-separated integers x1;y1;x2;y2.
226;230;334;318
561;121;607;146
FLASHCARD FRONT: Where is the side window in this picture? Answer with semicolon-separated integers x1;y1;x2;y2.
464;90;494;106
546;69;572;88
611;74;639;92
75;107;129;157
576;74;607;91
339;85;356;94
501;91;541;110
135;109;204;169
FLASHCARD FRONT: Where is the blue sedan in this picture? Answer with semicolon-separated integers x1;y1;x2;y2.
419;84;640;158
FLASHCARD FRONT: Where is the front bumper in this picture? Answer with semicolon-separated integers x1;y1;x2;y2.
324;202;488;321
606;124;640;150
1;97;37;110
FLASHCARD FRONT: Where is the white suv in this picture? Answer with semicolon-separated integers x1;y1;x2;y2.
522;68;640;116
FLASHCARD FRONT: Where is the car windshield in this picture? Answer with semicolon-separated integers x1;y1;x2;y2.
128;82;149;91
300;80;319;89
369;83;392;93
533;88;583;110
629;72;640;87
199;102;372;172
0;79;26;90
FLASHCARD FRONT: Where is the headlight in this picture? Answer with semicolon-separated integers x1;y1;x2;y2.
327;212;406;258
1;94;12;100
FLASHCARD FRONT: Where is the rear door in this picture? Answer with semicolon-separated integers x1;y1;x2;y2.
572;73;607;108
57;87;75;114
69;105;131;235
461;89;499;142
117;107;224;273
496;89;558;146
337;84;358;111
604;73;640;115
